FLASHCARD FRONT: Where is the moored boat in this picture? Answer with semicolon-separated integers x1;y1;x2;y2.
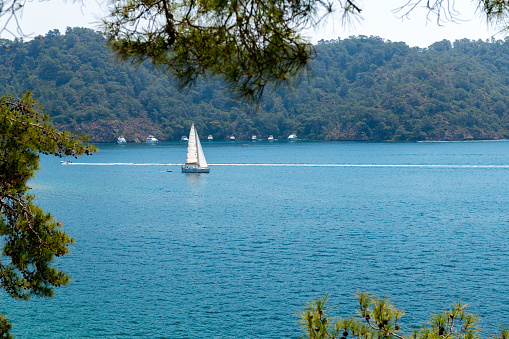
146;135;158;143
117;136;127;144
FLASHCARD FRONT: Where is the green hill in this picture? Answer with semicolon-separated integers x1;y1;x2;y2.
1;28;509;142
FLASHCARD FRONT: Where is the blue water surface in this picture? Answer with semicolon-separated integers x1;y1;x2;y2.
5;140;509;338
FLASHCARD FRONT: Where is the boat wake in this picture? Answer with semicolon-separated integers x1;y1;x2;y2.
64;163;509;168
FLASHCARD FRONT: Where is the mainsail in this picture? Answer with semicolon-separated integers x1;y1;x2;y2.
185;124;198;165
185;124;208;169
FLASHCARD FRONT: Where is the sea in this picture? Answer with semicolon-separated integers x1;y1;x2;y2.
5;140;509;338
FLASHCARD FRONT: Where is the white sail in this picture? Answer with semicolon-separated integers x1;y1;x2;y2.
195;129;208;168
185;124;198;165
184;123;208;170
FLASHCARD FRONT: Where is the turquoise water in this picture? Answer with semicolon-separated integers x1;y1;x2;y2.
5;141;509;338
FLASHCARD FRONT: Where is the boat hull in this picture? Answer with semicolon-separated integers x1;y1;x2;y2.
182;167;210;173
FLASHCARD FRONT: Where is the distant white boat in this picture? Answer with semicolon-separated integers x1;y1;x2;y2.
61;160;72;165
230;135;236;141
251;135;257;141
268;135;274;141
208;135;213;141
182;124;210;173
117;136;127;144
146;135;158;143
288;133;298;140
181;136;189;142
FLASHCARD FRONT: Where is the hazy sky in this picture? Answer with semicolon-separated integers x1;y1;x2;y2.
3;0;504;47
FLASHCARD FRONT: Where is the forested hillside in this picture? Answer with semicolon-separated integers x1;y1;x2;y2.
1;27;509;142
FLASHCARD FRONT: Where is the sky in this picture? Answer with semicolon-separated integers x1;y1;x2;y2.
305;0;503;46
2;0;505;48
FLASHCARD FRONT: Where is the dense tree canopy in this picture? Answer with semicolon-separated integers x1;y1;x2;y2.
102;0;509;102
2;1;509;102
2;28;509;142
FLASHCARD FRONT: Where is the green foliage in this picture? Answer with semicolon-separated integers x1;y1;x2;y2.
3;0;509;103
99;0;509;104
0;315;12;339
0;92;96;335
102;0;358;104
3;29;509;142
300;293;503;339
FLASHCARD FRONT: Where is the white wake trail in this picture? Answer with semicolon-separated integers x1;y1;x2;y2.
64;163;509;168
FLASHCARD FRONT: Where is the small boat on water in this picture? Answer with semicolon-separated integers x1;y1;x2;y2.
181;136;189;142
117;136;127;144
230;135;236;141
146;135;158;143
268;135;274;141
208;135;213;141
288;133;298;141
61;160;72;165
182;123;210;173
251;135;257;141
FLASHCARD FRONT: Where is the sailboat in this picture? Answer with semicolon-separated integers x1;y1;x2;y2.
182;124;210;173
